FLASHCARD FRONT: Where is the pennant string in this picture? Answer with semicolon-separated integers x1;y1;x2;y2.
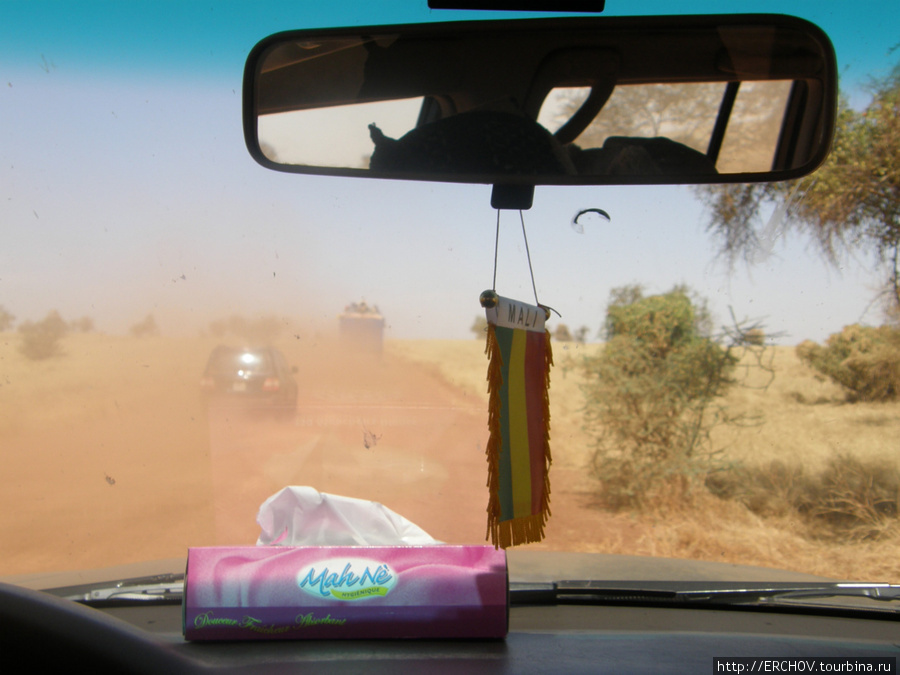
519;210;540;308
492;209;501;292
491;208;541;308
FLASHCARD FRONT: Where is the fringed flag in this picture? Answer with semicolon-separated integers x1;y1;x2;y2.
481;291;552;548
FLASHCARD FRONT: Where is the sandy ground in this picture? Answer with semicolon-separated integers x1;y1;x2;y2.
5;335;897;581
1;335;627;576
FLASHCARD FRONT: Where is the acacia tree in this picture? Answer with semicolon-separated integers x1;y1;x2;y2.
698;65;900;313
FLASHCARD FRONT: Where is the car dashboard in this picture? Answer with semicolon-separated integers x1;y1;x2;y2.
7;591;900;674
4;553;899;673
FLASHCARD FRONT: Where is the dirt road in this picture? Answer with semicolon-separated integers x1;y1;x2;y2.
206;345;492;547
2;336;638;576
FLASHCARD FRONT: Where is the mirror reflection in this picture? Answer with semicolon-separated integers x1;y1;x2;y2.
247;17;835;184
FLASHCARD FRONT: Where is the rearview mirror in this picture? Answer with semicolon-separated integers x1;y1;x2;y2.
243;15;836;187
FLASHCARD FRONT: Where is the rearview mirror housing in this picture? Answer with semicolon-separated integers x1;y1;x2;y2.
243;14;836;187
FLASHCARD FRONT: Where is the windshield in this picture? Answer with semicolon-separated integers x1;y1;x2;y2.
2;1;898;589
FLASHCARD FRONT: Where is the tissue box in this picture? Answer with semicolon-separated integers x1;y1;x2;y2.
183;545;508;640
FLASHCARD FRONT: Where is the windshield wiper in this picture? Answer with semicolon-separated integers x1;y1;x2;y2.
510;580;900;612
47;573;184;605
48;575;900;612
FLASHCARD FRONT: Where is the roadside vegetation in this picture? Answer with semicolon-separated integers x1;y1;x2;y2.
575;284;900;551
707;454;900;543
2;320;898;581
796;324;900;402
581;285;740;509
392;336;900;581
699;64;900;317
17;310;69;360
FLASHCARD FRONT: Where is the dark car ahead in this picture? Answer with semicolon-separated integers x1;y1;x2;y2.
200;345;298;416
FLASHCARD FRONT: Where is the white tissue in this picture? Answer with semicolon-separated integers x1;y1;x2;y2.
256;486;438;546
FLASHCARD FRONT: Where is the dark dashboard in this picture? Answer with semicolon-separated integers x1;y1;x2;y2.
7;588;899;674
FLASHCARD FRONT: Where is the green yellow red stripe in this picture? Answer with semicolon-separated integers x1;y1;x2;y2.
495;325;514;520
507;326;533;518
494;325;549;521
524;329;548;513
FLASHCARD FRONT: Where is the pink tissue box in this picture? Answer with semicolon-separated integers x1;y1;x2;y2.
183;545;508;640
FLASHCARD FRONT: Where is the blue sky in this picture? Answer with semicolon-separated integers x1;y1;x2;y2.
1;1;898;342
5;1;896;81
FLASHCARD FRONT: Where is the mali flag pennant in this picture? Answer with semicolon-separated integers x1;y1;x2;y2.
480;290;552;549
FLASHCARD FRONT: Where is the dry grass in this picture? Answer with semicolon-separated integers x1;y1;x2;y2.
0;332;220;437
0;332;218;574
388;339;900;582
2;333;898;582
611;493;900;582
387;339;601;469
386;341;900;470
711;346;900;469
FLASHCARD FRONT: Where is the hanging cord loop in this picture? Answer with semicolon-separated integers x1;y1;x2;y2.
492;209;501;292
488;208;560;318
490;208;540;304
519;210;540;308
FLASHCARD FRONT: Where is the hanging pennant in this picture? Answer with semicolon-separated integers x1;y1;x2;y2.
481;290;552;549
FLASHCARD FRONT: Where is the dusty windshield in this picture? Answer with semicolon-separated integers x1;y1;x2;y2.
1;2;898;585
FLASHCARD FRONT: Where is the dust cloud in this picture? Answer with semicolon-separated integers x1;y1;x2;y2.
0;329;493;575
6;326;897;582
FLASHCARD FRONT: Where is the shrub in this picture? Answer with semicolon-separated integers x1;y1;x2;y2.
584;287;738;508
18;310;68;360
796;324;900;401
800;455;900;541
0;306;14;332
707;455;900;541
706;460;805;520
470;315;488;338
130;314;160;337
70;316;95;333
742;327;765;346
553;324;573;342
